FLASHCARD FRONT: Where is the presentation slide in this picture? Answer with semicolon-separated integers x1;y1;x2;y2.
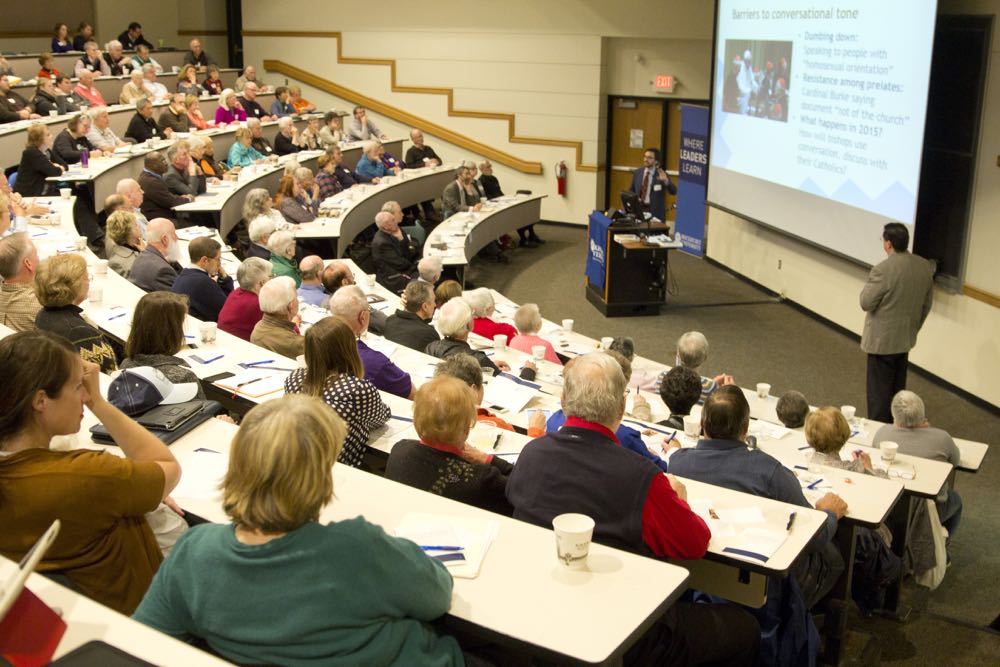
707;0;938;266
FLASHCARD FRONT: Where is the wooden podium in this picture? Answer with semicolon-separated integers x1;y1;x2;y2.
585;221;678;317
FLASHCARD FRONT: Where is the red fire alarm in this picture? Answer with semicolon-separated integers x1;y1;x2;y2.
654;74;676;93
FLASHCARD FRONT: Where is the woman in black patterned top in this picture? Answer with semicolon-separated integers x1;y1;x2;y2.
385;376;513;516
284;316;389;468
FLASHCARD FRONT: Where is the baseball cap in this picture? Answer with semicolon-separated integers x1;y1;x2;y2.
107;366;200;416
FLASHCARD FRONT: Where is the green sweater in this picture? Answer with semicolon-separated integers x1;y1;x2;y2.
133;519;463;666
271;253;302;287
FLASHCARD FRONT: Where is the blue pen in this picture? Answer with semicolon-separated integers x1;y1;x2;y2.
807;478;824;490
665;431;677;445
107;311;127;320
201;353;224;364
244;359;275;367
420;545;464;552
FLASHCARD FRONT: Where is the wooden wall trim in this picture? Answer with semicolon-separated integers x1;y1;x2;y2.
0;32;50;39
178;30;229;37
244;30;600;173
963;284;1000;309
262;60;542;174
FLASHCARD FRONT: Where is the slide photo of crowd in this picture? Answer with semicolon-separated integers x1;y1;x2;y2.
722;40;792;122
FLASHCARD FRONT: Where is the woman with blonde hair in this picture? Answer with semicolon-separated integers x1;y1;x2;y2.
184;94;210;131
33;254;118;373
284;317;389;467
806;407;888;477
106;209;145;277
215;88;247;125
227;126;265;168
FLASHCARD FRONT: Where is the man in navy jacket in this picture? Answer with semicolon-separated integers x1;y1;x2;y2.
171;236;233;322
628;147;676;223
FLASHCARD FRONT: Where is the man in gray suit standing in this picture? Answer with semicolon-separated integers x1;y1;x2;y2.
860;223;934;422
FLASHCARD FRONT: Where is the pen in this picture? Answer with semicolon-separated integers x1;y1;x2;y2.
786;512;797;531
420;545;464;551
492;433;502;450
807;478;824;490
195;447;219;454
107;312;127;320
237;376;265;389
243;359;275;367
665;431;677;446
201;354;224;364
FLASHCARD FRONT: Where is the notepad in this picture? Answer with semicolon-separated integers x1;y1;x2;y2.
482;375;537;413
171;449;227;501
215;369;288;398
395;513;499;578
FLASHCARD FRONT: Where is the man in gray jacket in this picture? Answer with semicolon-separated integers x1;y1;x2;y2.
860;223;934;422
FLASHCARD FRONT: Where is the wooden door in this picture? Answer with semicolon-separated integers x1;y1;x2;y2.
608;98;664;213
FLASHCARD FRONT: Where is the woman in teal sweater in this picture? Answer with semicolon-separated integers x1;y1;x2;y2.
226;127;266;169
133;394;463;666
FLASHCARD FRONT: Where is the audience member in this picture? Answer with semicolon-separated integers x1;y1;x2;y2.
463;287;516;344
371;210;417;292
329;285;415;398
318;111;344;149
218;257;271;341
140;65;169;103
314;153;343;199
425;298;521;377
103;40;130;76
404;128;442;168
270;86;296;117
55;75;84;113
0;331;180;614
86;108;127;151
184;94;210;130
242;190;281;259
356;141;398;182
120;292;204;397
321;261;354;294
655;331;735;399
0;233;42;331
238;82;271;121
274;117;301;155
15;125;65;197
119;69;146;105
296;116;322;150
384;281;440;352
872;390;963;536
118;22;153;51
75;41;111;78
0;75;38;122
159;93;192;135
776;390;811;429
72;22;94;52
70;69;105;107
129;217;182;292
506;352;759;665
37;52;61;79
215;89;247;125
267;230;301;287
234;65;266;92
668;385;847;608
250;276;304;359
202;65;223;95
509;303;561;364
170;236;233;322
327;146;366;188
245;117;274;155
138;152;193;221
29;77;63;116
417;256;443;285
806;407;887;477
33;254;118;372
125;98;163;143
52;114;102;165
52;23;73;53
297;255;327;306
164;141;206;197
284;316;390;467
116;177;150;236
442;165;482;218
346;106;387;142
282;168;321;223
434;279;462;308
133;393;460;664
184;39;216;70
657;366;702;430
105;210;144;277
227;127;265;167
387;375;515;513
130;44;163;74
288;85;316;113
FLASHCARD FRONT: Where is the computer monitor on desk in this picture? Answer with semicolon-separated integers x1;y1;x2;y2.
619;190;644;223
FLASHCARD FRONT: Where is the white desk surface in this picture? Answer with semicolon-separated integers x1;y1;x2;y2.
423;194;548;266
0;558;234;665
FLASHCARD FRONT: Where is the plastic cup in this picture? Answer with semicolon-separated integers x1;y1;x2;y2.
552;513;595;569
600;336;613;350
364;274;376;288
562;319;574;332
74;236;87;251
880;441;899;462
756;382;771;398
88;284;103;303
493;334;506;351
95;259;109;276
198;321;218;344
531;345;546;360
840;405;856;421
60;188;72;200
683;415;700;438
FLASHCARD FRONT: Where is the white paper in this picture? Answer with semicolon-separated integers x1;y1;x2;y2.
215;369;288;397
395;513;499;579
171;450;227;501
482;375;536;413
715;507;766;525
364;336;398;358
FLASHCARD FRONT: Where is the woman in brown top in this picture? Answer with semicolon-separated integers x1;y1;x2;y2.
0;331;180;614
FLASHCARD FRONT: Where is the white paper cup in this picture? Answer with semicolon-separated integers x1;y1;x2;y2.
74;236;87;251
562;318;574;332
198;321;217;344
880;441;899;462
756;382;771;398
49;212;61;226
60;188;72;200
493;334;506;351
48;110;58;117
552;513;595;569
683;415;700;438
88;284;103;303
95;259;108;275
364;274;376;288
600;336;613;350
840;405;856;421
531;345;546;360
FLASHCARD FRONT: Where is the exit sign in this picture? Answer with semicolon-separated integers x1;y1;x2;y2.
654;74;676;93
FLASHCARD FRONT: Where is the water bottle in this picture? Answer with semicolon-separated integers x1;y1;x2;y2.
80;148;89;168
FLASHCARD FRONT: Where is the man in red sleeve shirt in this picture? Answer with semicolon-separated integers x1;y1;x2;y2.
507;353;759;665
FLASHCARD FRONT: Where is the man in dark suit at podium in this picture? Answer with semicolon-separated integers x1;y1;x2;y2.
628;147;677;223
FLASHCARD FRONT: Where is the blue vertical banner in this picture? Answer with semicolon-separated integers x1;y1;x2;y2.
676;104;709;257
585;210;612;291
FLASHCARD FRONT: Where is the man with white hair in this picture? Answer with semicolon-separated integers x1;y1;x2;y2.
247;118;274;156
87;108;128;152
0;233;42;331
250;276;304;359
158;93;191;136
164;142;206;197
246;215;276;260
381;200;426;247
120;70;147;105
297;255;327;306
371;211;418;293
141;64;169;104
75;41;111;78
425;298;535;378
274;117;301;156
384;280;440;352
417;256;442;285
873;390;962;537
184;39;216;70
653;331;734;399
507;354;760;664
129;217;182;292
116;178;150;237
238;82;272;121
219;257;271;341
102;40;130;76
73;69;108;107
329;285;415;398
267;230;301;286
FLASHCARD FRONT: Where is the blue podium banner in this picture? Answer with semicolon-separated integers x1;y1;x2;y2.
676;104;709;257
585;210;612;291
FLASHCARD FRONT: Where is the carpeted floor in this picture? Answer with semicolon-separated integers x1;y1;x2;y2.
467;222;1000;665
